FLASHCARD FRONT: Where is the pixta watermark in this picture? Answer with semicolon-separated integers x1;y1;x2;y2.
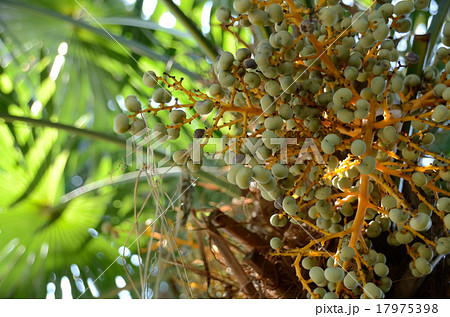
126;128;325;170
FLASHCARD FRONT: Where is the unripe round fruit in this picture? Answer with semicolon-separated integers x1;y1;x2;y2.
143;71;158;87
216;6;231;23
244;72;261;88
319;7;338;27
373;23;389;42
405;74;421;86
276;31;294;48
436;197;450;212
352;12;369;33
153;123;167;140
261;95;276;114
236;166;254;189
323;267;344;283
301;256;318;270
442;87;450;100
421;133;435;146
169;109;186;124
415;257;432;275
316;200;332;218
358;156;376;175
271;163;289;179
264;116;283;131
173;150;188;165
323;133;341;146
339;246;355;261
279;75;296;93
412;120;428;130
337;108;355;123
227;164;244;185
269;214;280;227
236;48;251;62
333;87;353;105
390;76;404;93
344;66;359;81
381;195;397;209
267;4;283;23
259;177;277;192
377;217;390;232
371;76;386;95
379;3;394;18
321;141;336;154
444;22;450;37
351;140;366;156
396;230;414;244
436;237;450;254
414;0;430;10
314;287;326;298
218;51;234;71
153;88;172;103
410;213;432;232
323;291;338;299
418;245;433;261
355;99;370;119
412;171;427;187
431;105;448;123
344;271;359;289
283;196;298;215
389;208;410;223
278;103;293;120
382;126;399;143
374;262;389;277
394;18;412;33
265;80;281;97
394;1;414;16
315;186;331;200
233;0;251;14
209;83;223;97
252;165;272;184
366;221;382;238
114;113;130;134
309;266;326;285
363;282;383;299
218;70;235;87
195;99;214;115
402;147;420;161
433;84;447;97
270;237;282;249
444;214;450;228
125;95;142;112
130;119;146;135
248;9;269;26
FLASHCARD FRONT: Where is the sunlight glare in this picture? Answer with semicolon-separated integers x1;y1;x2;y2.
118;290;132;299
49;55;65;80
142;0;157;19
40;243;49;258
30;100;43;115
46;282;56;299
61;276;73;299
115;276;126;288
58;42;68;56
201;1;213;34
159;12;176;29
87;278;100;298
118;246;131;257
70;264;80;277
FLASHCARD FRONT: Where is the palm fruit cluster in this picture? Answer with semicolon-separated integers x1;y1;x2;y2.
114;0;450;299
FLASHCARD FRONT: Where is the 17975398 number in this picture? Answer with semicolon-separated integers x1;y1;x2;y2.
376;304;438;314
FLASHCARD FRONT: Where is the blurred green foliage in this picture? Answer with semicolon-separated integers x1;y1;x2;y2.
0;0;239;299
